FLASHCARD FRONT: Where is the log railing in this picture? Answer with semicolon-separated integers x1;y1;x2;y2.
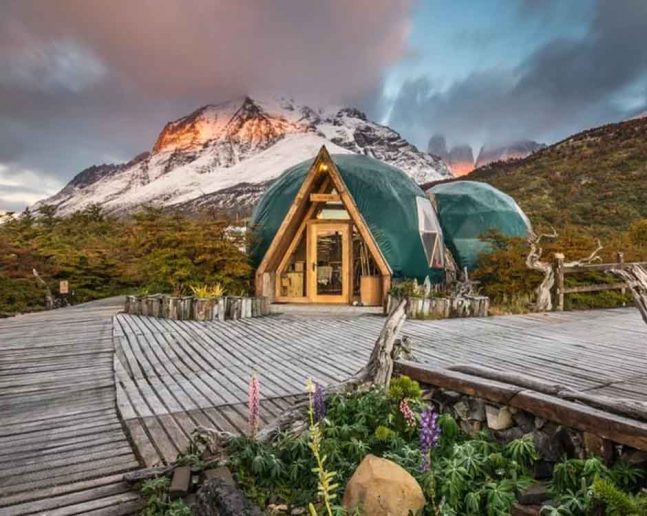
553;252;647;311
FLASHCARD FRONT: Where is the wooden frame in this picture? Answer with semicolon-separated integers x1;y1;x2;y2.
310;193;340;203
255;145;392;304
307;221;352;304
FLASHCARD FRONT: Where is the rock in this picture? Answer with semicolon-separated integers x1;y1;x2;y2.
513;412;535;433
169;466;192;499
493;427;525;443
534;417;546;430
203;466;235;485
485;405;513;430
533;430;565;462
511;502;542;515
533;460;554;480
468;399;486;422
194;478;262;516
583;433;614;463
343;454;425;516
438;389;463;404
453;401;470;421
557;427;584;459
518;482;549;505
624;449;647;467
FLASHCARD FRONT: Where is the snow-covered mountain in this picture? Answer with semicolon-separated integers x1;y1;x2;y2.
38;97;452;216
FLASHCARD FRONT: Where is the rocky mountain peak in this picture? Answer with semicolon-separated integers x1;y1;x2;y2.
475;140;546;168
37;95;452;216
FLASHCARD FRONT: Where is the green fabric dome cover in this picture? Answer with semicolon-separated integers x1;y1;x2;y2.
430;180;531;270
249;154;443;281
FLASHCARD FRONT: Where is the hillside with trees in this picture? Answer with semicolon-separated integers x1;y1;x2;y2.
466;117;646;311
468;116;647;238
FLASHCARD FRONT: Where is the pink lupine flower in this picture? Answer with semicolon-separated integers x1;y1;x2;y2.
399;399;416;428
248;373;260;438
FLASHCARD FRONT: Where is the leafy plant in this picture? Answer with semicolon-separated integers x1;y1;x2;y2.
140;476;191;516
591;477;647;516
190;283;225;298
388;375;422;402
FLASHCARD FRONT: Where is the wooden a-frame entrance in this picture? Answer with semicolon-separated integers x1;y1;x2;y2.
255;146;392;305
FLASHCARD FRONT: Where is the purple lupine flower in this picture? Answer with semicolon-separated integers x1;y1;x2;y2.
399;399;416;427
420;405;441;472
248;373;260;438
313;381;327;422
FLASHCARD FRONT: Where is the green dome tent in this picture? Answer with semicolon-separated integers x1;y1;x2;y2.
249;153;445;282
429;180;531;270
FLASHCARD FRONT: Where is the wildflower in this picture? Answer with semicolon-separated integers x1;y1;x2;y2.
399;398;416;427
314;381;327;422
420;405;441;472
248;372;260;438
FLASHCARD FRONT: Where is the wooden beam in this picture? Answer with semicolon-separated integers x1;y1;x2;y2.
562;282;627;294
563;261;647;273
310;193;340;203
395;361;521;404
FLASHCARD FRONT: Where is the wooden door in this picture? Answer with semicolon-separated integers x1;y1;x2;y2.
307;222;351;303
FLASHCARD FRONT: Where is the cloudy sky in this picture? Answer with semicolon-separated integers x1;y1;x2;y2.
1;0;645;212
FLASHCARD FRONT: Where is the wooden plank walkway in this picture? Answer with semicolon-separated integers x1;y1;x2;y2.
114;307;647;464
0;300;142;515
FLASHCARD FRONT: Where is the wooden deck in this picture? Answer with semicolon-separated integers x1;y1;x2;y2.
0;301;141;515
114;307;647;465
2;300;646;508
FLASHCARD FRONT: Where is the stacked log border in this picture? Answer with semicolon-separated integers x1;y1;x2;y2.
124;295;270;321
385;294;489;319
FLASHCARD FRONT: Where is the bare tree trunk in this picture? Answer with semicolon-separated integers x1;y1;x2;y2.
32;269;54;310
608;264;647;325
526;230;557;311
197;299;409;447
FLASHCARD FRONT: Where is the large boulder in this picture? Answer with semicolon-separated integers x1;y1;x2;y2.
343;454;425;515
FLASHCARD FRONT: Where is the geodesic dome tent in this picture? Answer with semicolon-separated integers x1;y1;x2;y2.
250;147;446;304
429;180;532;270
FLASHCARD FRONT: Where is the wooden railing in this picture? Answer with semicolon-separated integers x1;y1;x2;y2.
553;252;647;311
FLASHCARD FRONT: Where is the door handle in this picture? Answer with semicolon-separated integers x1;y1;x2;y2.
312;262;316;272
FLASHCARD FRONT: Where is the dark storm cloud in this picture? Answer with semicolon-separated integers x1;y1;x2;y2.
390;0;647;149
0;0;412;210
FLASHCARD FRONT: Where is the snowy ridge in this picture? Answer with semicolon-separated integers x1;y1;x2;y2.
38;96;452;215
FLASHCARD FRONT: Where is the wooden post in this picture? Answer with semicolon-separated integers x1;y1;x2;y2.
617;252;626;302
554;253;565;311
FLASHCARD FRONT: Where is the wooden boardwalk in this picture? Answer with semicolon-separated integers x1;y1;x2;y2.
114;307;647;465
0;301;141;515
2;300;645;506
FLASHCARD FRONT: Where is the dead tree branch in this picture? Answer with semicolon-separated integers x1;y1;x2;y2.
196;299;409;448
564;239;603;267
525;229;558;311
607;264;647;325
32;268;54;310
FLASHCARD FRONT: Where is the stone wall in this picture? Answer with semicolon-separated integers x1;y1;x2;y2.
430;387;646;473
124;294;270;321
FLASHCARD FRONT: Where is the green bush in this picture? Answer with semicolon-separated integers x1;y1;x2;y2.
0;205;252;314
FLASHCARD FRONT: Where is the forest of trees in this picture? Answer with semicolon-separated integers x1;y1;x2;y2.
1;202;645;316
0;205;251;316
473;221;647;312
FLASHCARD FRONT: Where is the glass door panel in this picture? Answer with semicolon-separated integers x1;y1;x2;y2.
316;230;343;296
307;222;350;303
